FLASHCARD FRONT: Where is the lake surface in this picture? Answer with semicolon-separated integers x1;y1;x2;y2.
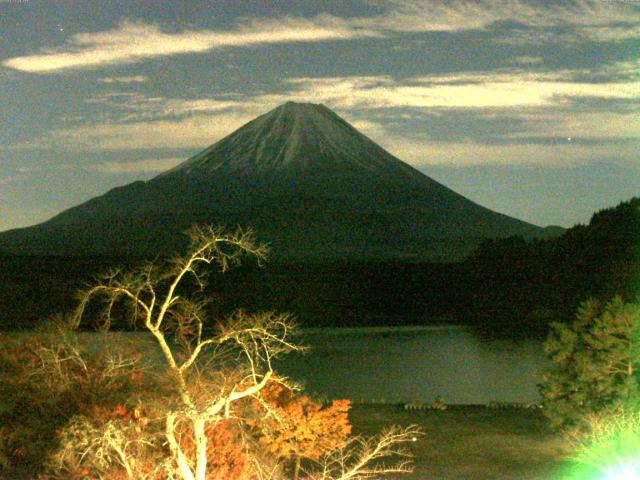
28;325;549;405
275;325;549;405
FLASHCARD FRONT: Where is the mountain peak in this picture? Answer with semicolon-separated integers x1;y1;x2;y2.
161;101;406;179
279;100;326;110
270;101;336;124
0;102;541;260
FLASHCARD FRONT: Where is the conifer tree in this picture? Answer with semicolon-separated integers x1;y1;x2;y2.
540;297;640;430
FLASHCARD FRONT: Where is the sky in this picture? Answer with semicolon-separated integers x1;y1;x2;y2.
1;0;639;232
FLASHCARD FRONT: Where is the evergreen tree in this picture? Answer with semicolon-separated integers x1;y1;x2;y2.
540;297;640;430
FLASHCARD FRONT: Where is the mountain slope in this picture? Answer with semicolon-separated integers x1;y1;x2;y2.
0;102;541;260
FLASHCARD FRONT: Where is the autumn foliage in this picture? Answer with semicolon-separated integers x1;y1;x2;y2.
174;419;252;480
0;333;353;480
1;227;417;480
253;383;351;475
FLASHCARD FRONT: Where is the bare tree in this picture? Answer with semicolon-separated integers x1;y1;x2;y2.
308;425;422;480
67;225;421;480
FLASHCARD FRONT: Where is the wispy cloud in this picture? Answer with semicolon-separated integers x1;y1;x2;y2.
379;136;640;167
512;56;543;65
2;17;372;73
502;111;640;139
333;109;639;167
83;92;244;121
362;0;537;32
12;94;638;173
80;62;640;121
588;59;640;83
98;75;147;83
278;72;640;109
9;65;639;158
92;157;184;174
16;110;258;151
4;1;638;73
364;0;640;40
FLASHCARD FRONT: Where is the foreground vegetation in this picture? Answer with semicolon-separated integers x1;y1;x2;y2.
1;226;419;479
537;295;640;479
542;297;640;431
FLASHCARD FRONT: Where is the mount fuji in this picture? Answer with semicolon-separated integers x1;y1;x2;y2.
0;102;542;260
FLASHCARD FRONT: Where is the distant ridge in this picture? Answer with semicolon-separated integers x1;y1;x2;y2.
0;102;542;260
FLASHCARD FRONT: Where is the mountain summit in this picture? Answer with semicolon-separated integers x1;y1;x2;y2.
0;102;541;260
163;101;422;179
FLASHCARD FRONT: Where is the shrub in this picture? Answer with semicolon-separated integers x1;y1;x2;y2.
251;382;352;479
0;332;151;474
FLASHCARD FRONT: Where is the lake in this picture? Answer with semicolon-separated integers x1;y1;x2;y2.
27;325;549;405
275;325;549;405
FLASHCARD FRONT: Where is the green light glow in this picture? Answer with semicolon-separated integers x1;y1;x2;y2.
556;405;640;479
603;463;640;480
557;456;640;480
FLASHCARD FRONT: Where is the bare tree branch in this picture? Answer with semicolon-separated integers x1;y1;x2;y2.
307;425;423;480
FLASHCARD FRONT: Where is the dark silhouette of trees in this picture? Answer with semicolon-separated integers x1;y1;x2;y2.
1;197;637;337
464;197;640;335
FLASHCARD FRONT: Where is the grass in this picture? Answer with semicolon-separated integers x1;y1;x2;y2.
348;404;573;480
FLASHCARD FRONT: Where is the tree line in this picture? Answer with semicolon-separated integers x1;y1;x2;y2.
464;196;639;336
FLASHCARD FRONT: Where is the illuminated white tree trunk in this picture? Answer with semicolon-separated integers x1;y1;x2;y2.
194;418;207;480
166;413;196;480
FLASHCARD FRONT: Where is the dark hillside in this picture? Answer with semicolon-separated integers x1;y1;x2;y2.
1;199;634;335
465;197;640;335
0;255;135;329
0;255;470;330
